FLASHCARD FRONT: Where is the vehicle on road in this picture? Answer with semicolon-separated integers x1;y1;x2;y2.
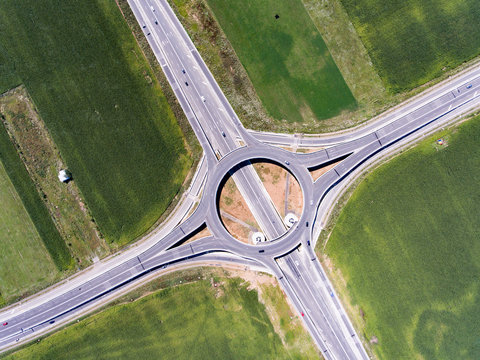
285;160;290;165
2;322;7;326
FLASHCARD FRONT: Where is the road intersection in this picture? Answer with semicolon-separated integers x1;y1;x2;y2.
1;0;480;358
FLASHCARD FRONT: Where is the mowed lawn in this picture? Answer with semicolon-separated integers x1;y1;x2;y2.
341;0;480;91
7;279;298;360
0;159;58;304
325;116;480;359
206;0;356;123
0;0;190;245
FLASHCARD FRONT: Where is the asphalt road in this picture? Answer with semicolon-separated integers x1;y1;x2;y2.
129;0;286;240
2;0;480;358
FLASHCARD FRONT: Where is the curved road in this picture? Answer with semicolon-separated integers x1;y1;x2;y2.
1;0;480;358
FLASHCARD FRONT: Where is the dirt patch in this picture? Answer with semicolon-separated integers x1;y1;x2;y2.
253;162;288;217
287;174;304;216
0;86;109;265
223;217;253;244
219;175;259;243
226;268;277;298
310;159;343;181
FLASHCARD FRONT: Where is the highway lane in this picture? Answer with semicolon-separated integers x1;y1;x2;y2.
276;249;368;359
0;237;266;347
2;0;480;356
131;0;286;239
296;75;480;169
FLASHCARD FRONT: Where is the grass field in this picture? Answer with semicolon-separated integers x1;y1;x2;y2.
324;115;480;359
0;0;191;245
7;274;316;359
0;48;20;94
341;0;480;92
206;0;356;123
0;123;73;271
0;159;59;305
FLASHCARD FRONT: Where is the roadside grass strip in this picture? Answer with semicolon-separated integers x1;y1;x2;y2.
325;115;480;359
341;0;480;92
0;0;191;246
206;0;356;123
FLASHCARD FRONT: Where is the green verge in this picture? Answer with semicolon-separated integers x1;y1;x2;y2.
0;0;191;246
324;115;480;359
206;0;356;123
341;0;480;92
0;158;58;303
0;123;73;271
6;277;309;360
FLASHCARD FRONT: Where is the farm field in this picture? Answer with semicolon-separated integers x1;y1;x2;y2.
6;272;318;359
341;0;480;91
206;0;356;124
0;123;72;272
323;115;480;359
0;158;58;306
0;0;191;246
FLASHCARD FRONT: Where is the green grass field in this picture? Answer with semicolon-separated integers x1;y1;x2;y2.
0;124;73;271
206;0;356;123
0;159;59;304
324;115;480;359
7;277;311;359
341;0;480;92
0;49;20;94
0;0;191;245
